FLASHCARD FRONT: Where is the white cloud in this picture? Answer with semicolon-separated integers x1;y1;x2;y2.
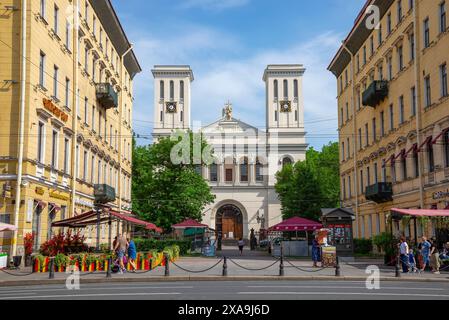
179;0;251;11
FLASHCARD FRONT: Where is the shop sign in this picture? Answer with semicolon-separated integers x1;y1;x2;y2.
75;198;94;208
433;190;449;200
43;98;69;123
49;191;69;201
2;191;11;199
35;187;45;196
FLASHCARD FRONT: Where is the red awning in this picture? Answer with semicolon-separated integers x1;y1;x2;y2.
172;219;209;229
268;217;323;232
109;211;161;231
391;208;449;217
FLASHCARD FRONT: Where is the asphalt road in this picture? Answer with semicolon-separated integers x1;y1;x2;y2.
0;280;449;300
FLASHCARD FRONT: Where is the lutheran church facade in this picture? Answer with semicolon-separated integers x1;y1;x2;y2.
151;65;308;240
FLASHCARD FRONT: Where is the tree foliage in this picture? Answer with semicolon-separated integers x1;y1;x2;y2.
132;131;216;231
275;142;340;221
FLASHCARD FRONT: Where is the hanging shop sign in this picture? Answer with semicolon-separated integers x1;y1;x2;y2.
49;191;70;201
433;190;449;200
35;187;45;196
43;98;69;123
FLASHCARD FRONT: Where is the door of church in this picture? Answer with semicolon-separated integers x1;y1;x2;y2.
216;204;244;240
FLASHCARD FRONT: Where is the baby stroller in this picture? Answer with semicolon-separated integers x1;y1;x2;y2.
111;255;128;274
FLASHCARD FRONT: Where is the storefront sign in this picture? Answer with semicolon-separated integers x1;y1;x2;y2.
49;191;69;201
433;190;449;200
75;198;94;208
43;98;69;123
35;187;45;195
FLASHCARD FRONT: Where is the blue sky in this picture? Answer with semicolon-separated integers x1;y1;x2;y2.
112;0;366;149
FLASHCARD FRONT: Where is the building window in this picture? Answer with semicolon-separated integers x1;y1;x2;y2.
256;159;263;182
424;75;432;107
380;111;385;137
372;117;377;141
441;63;448;97
294;79;299;99
341;142;345;162
367;167;371;186
65;78;70;108
387;56;393;80
358;128;362;150
399;95;404;124
363;46;367;65
274;80;278;99
370;36;374;56
51;130;58;168
424;18;430;48
83;151;88;181
53;65;58;99
180;80;184;100
409;33;415;61
65;20;71;50
76;144;80;179
160;80;164;99
170;80;174;101
240;158;248;182
64;137;69;174
40;0;46;19
348;175;352;198
54;5;59;35
374;162;379;184
413;147;419;178
365;123;369;146
401;152;407;181
97;160;101;184
115;130;118;150
347;138;351;158
398;45;403;71
283;79;288;99
387;13;392;34
411;86;417;116
440;2;447;33
37;122;45;163
39;51;46;88
274;110;278;122
90;155;95;183
397;0;403;23
84;98;88;125
389;104;394;131
444;131;449;168
378;23;383;46
92;106;96;132
428;140;435;173
210;164;218;182
360;170;364;194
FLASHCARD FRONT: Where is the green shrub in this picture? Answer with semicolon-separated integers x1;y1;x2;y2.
134;239;191;255
354;238;373;255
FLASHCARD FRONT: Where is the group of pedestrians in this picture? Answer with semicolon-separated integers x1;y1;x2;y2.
113;232;137;274
399;236;449;274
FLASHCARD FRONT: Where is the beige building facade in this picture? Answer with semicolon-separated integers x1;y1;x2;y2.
0;0;141;257
329;0;449;241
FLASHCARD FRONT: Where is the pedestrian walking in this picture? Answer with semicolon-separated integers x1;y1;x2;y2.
238;238;245;256
114;232;129;274
399;236;409;273
312;236;321;268
127;237;137;272
420;236;431;272
430;238;441;274
408;248;417;273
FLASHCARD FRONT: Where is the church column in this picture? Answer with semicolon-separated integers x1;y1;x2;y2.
219;161;225;185
234;159;240;186
250;160;256;185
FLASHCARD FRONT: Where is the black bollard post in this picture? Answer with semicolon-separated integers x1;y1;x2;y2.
149;258;153;271
106;257;112;278
279;246;284;277
31;257;36;274
222;257;228;277
49;257;55;279
335;256;341;277
164;254;170;277
395;254;401;278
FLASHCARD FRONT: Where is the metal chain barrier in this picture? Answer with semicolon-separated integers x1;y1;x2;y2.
133;259;165;274
284;259;327;273
0;269;35;277
228;258;280;271
171;258;224;274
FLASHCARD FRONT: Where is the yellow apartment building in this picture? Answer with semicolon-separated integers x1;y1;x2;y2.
328;0;449;242
0;0;141;258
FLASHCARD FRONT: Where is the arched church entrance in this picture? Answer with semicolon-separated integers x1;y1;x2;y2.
216;204;243;240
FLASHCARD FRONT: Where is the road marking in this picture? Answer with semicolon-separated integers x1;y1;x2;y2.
0;286;193;294
238;292;449;298
0;292;181;300
247;286;446;291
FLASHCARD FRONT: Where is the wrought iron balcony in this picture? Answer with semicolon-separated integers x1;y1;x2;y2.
94;184;116;204
96;83;118;109
365;182;393;203
362;80;389;107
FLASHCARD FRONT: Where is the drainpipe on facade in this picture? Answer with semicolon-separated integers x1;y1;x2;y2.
11;0;28;261
70;0;80;217
341;42;360;238
413;0;425;210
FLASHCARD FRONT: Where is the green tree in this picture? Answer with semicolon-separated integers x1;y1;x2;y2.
275;142;340;221
132;131;216;231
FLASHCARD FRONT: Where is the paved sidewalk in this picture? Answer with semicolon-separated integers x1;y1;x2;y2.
1;256;448;286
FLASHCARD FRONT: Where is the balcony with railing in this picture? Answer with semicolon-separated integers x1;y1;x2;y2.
96;83;118;109
94;184;116;204
362;80;389;107
365;182;393;203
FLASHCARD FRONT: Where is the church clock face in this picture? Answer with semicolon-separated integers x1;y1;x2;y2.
280;101;291;113
166;102;177;113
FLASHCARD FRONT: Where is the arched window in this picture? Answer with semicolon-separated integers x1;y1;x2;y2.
210;163;218;182
180;80;184;100
273;80;278;99
283;79;288;99
256;158;264;182
240;158;248;182
282;157;293;168
294;79;299;99
170;80;174;100
160;80;164;99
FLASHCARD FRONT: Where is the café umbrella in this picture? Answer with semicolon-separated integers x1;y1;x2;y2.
0;223;17;232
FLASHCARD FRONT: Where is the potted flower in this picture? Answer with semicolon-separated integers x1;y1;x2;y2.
23;233;35;267
54;253;68;272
